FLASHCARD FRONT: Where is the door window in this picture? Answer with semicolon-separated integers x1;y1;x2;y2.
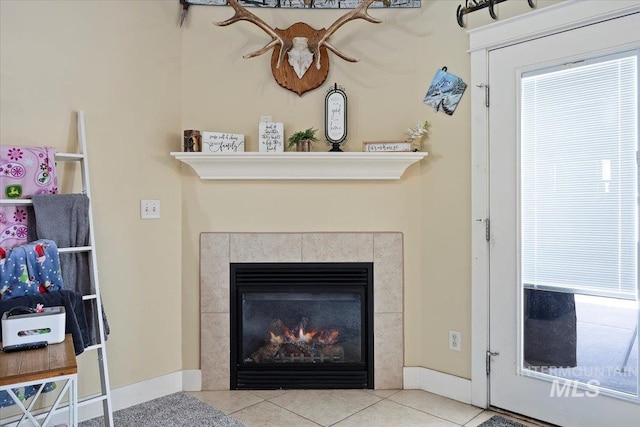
521;51;638;300
521;50;639;396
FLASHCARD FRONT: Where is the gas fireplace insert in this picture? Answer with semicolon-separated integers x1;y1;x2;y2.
230;262;374;389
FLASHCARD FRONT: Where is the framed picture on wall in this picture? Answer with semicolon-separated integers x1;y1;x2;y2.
183;0;421;9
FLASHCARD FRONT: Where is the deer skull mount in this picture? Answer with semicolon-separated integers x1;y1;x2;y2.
288;37;313;79
214;0;381;96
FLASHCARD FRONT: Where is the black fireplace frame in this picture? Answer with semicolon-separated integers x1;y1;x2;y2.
230;262;374;390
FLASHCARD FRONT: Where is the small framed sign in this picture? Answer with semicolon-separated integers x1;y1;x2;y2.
202;131;245;153
258;121;284;152
325;83;347;151
362;141;413;152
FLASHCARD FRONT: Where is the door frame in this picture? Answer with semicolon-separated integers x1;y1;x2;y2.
469;0;640;409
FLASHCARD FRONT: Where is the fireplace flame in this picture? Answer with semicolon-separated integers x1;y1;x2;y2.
278;322;338;346
251;318;345;363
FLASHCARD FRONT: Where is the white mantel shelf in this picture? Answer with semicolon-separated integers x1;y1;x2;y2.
170;151;428;180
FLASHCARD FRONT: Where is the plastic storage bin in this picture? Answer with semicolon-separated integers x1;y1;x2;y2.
1;306;66;346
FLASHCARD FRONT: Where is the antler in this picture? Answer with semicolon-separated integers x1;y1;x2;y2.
309;0;381;70
214;0;291;68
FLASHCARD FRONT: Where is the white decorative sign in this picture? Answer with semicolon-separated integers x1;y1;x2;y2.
258;121;284;152
363;142;413;152
326;91;346;143
202;132;245;153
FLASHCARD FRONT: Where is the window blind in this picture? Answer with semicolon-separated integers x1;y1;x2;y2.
521;51;638;300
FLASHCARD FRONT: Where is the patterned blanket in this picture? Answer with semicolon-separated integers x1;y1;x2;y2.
0;239;63;301
0;146;58;248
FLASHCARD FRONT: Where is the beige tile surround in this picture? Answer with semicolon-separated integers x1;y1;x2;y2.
200;232;404;390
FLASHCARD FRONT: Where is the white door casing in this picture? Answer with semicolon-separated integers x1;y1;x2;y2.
489;14;639;426
470;0;640;420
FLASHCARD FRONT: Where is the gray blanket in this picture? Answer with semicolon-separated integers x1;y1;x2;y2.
28;193;109;344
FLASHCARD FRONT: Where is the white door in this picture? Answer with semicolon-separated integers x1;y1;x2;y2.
489;11;640;426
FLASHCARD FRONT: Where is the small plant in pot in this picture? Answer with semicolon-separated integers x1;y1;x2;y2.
288;128;319;152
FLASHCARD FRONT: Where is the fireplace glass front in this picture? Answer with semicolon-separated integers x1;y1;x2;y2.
230;262;373;389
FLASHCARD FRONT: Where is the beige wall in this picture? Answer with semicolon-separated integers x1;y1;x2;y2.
180;0;561;380
1;0;562;396
0;0;183;394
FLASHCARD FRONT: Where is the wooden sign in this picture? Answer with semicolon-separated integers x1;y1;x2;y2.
258;121;284;152
202;131;245;153
363;142;413;152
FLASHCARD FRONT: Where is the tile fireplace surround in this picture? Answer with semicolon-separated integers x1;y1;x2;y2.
200;232;404;390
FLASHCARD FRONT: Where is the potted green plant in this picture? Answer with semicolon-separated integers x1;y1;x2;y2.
287;128;319;152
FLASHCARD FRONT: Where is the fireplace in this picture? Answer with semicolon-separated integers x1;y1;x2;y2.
200;232;403;391
230;262;374;389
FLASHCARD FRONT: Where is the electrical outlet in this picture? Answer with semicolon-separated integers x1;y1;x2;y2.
449;330;461;352
140;199;160;219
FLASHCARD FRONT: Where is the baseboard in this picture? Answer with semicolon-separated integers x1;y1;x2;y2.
78;371;184;422
403;367;473;405
182;369;202;391
71;368;468;422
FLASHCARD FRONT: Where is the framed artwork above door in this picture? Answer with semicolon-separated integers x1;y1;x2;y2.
183;0;420;9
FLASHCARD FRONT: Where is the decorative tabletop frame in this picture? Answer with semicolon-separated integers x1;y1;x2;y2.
325;84;348;151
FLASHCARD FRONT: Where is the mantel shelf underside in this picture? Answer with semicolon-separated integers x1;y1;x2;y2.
170;152;428;180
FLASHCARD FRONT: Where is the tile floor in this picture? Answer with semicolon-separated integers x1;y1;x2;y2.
188;389;553;427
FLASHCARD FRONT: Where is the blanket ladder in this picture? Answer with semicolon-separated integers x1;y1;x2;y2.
71;110;114;426
0;111;114;426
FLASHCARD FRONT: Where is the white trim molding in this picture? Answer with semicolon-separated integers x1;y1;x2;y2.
469;0;640;410
80;370;200;422
403;367;473;405
182;369;202;392
468;0;640;52
77;371;183;422
171;151;427;180
73;367;472;424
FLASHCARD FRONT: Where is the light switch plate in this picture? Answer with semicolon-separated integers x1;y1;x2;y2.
141;199;160;219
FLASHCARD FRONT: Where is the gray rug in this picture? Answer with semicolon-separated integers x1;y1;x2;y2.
478;415;529;427
79;392;248;427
